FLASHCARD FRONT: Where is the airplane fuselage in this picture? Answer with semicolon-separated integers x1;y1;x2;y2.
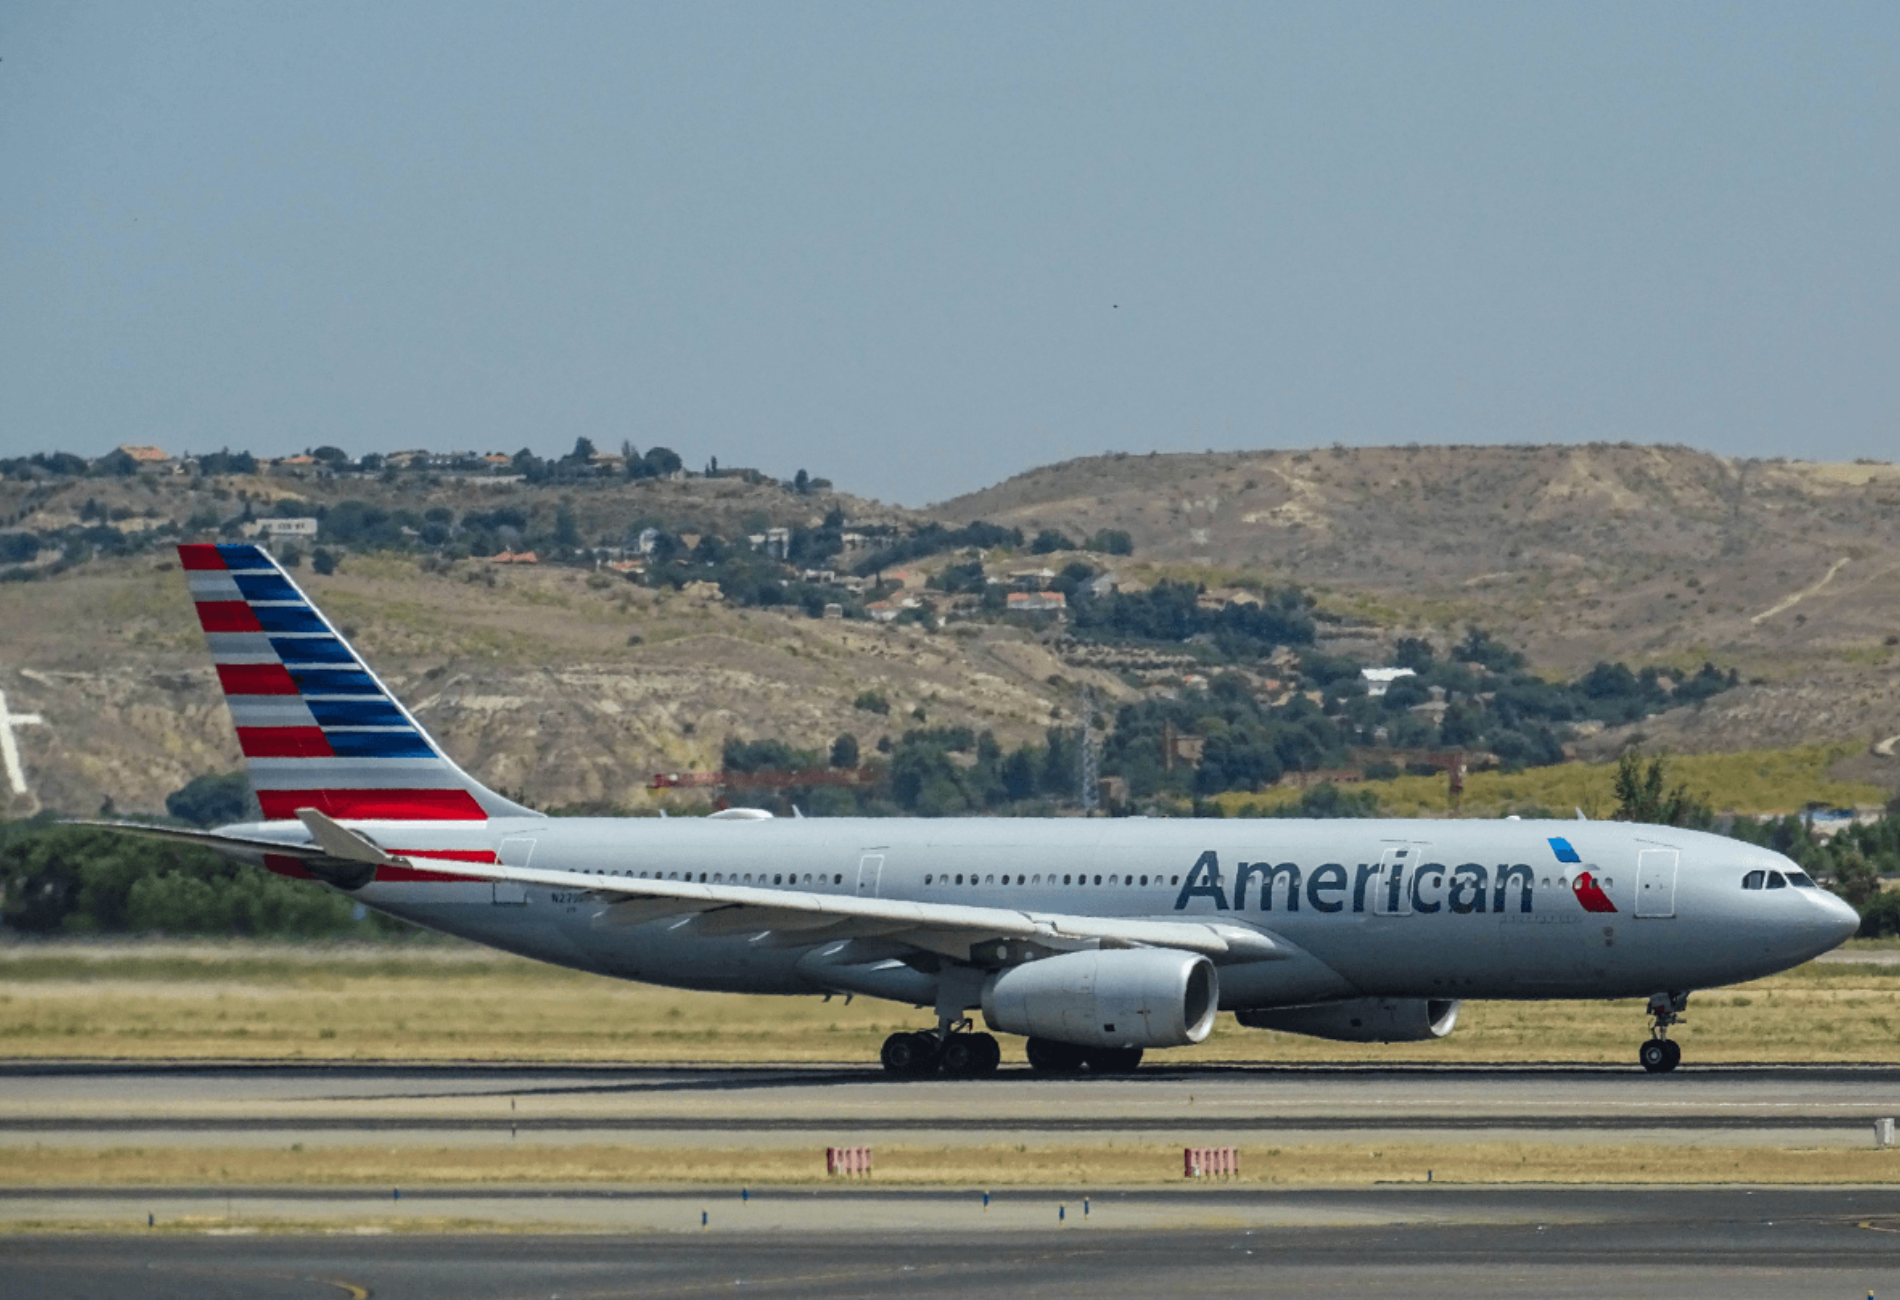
236;814;1850;1009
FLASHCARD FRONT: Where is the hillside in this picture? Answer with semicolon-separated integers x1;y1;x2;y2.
937;445;1900;765
3;443;1899;820
0;554;1137;819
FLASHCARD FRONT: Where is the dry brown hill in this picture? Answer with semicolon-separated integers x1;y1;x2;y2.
4;444;1899;818
0;554;1128;820
937;444;1900;769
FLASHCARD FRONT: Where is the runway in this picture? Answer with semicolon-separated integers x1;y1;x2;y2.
5;1188;1900;1298
6;1063;1899;1295
3;1060;1896;1151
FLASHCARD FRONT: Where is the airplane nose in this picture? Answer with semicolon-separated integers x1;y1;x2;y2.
1821;891;1862;948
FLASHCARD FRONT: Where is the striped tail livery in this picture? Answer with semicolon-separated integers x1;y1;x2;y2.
178;542;534;824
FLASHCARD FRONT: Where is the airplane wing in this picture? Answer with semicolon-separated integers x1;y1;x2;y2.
294;810;1286;963
74;813;1287;963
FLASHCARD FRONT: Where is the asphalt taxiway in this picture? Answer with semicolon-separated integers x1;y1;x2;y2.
3;1060;1896;1152
5;1188;1900;1299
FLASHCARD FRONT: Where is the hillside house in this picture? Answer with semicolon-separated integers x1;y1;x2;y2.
116;445;172;472
1360;667;1417;698
1006;567;1057;590
1007;590;1067;614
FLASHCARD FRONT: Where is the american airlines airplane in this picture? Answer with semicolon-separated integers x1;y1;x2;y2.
93;543;1859;1077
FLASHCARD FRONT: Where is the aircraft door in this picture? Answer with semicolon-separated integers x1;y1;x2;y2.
1635;849;1679;918
494;837;534;905
856;854;885;898
1372;845;1414;916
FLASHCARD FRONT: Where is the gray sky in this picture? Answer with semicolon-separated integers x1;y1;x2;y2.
3;3;1895;506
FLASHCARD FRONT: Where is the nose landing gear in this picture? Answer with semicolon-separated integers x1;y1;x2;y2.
1640;992;1689;1073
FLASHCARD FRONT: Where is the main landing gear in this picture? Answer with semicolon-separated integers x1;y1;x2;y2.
1640;992;1689;1074
880;1023;1001;1079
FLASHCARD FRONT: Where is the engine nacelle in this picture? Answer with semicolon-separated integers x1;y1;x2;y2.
981;948;1219;1050
1236;997;1460;1043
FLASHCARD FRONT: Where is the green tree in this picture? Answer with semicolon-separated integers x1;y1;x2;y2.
165;772;260;827
829;733;860;769
1611;754;1710;827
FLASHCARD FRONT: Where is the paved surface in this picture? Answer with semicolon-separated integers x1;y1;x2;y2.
4;1189;1900;1298
3;1061;1896;1151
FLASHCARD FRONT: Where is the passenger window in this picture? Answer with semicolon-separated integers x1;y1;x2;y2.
1742;871;1764;890
1171;876;1180;886
1766;871;1787;889
1063;875;1072;885
1126;877;1134;887
743;874;752;884
834;874;843;884
1140;875;1148;886
1032;874;1041;885
1094;875;1102;886
924;874;933;886
985;874;994;885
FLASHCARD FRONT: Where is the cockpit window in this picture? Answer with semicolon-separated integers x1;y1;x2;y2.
1784;870;1818;889
1766;871;1787;890
1742;870;1765;890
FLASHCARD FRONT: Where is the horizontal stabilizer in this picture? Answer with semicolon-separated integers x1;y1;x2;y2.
295;808;405;868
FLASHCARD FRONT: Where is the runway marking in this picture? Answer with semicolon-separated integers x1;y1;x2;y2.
321;1281;370;1299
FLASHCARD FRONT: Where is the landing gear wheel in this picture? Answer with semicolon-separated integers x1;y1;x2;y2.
1025;1037;1085;1075
941;1032;1001;1078
881;1031;939;1078
1640;991;1689;1075
1638;1039;1679;1074
1084;1046;1144;1074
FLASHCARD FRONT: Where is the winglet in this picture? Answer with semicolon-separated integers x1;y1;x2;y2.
295;808;404;867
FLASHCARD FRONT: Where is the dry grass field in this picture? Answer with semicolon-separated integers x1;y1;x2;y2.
3;1142;1893;1188
1215;745;1892;819
2;940;1896;1065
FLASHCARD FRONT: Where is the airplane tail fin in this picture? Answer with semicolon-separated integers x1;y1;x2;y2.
177;543;538;824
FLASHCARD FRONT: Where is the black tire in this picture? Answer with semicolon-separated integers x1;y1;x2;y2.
1085;1046;1144;1074
1025;1036;1084;1074
973;1033;1001;1074
882;1031;937;1077
1661;1039;1682;1071
941;1035;982;1078
1638;1039;1671;1073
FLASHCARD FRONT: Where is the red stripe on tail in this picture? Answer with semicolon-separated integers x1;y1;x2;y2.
196;601;263;633
237;727;334;758
216;663;299;696
178;544;226;570
257;789;489;821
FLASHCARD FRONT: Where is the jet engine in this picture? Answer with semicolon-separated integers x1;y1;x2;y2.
980;948;1219;1050
1236;997;1461;1043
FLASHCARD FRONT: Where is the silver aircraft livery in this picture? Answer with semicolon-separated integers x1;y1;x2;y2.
92;543;1859;1076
